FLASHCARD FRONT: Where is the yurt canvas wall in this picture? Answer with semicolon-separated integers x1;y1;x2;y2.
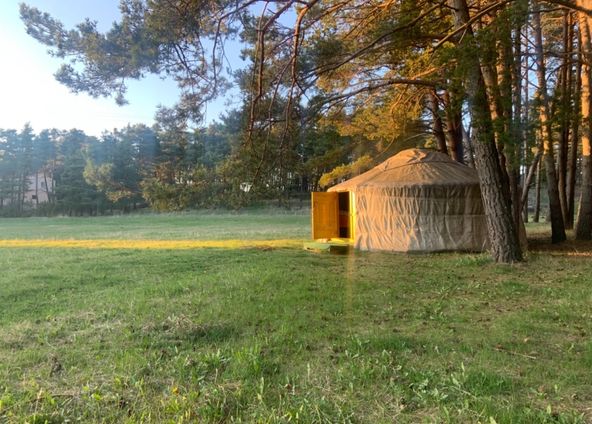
312;149;489;252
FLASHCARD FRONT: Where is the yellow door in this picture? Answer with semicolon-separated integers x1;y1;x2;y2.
311;192;339;239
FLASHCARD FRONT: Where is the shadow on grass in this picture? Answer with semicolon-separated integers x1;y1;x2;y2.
528;230;592;257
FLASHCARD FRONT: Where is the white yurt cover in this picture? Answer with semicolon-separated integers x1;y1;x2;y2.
328;149;489;252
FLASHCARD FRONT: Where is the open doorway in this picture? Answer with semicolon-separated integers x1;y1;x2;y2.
311;191;354;241
338;192;350;238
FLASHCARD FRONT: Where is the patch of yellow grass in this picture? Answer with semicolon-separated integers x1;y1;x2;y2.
0;239;302;250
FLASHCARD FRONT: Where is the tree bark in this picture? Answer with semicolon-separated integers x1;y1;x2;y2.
521;150;542;210
448;0;522;262
463;126;476;167
443;90;464;163
428;92;448;155
502;27;527;246
534;157;542;222
43;171;51;204
576;0;592;239
480;16;526;248
533;2;567;243
557;10;572;227
511;19;526;226
522;21;531;223
567;23;581;229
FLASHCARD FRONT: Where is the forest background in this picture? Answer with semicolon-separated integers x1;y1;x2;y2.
3;0;592;263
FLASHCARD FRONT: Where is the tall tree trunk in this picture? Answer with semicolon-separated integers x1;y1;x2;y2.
43;171;51;204
521;150;542;211
567;22;581;228
576;1;592;239
511;19;526;226
449;0;522;262
479;21;526;247
481;59;516;231
463;126;476;167
18;172;25;213
522;20;531;223
533;3;567;243
443;90;465;163
501;26;527;246
428;92;448;154
534;157;542;222
34;172;39;208
558;10;572;226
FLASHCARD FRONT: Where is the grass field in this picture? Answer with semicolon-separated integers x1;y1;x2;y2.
1;212;591;423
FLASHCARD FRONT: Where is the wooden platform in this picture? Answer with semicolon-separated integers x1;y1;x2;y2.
303;240;352;254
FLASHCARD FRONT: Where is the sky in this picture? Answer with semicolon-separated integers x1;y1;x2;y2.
0;1;240;136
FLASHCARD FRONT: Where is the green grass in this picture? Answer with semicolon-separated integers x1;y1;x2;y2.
0;213;591;423
0;211;310;240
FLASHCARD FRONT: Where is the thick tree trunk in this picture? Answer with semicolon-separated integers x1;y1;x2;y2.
478;23;526;248
533;3;567;243
576;2;592;239
448;0;522;262
481;61;517;231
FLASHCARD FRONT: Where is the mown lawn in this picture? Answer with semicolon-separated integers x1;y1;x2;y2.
0;211;310;240
0;212;591;423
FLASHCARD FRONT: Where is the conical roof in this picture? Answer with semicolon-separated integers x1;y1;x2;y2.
328;148;478;191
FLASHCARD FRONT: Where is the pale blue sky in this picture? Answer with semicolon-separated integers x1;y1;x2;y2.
0;1;241;136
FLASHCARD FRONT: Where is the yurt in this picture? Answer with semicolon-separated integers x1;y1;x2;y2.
311;148;489;252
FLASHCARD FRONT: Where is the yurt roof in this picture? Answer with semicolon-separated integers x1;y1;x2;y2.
328;148;479;191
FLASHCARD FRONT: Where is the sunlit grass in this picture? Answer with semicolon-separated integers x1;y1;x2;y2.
0;238;302;249
0;211;310;240
0;213;591;423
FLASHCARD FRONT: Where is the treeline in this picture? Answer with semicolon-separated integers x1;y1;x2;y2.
0;110;361;216
17;0;592;261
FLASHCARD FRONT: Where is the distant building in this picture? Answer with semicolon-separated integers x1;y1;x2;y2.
23;172;53;205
